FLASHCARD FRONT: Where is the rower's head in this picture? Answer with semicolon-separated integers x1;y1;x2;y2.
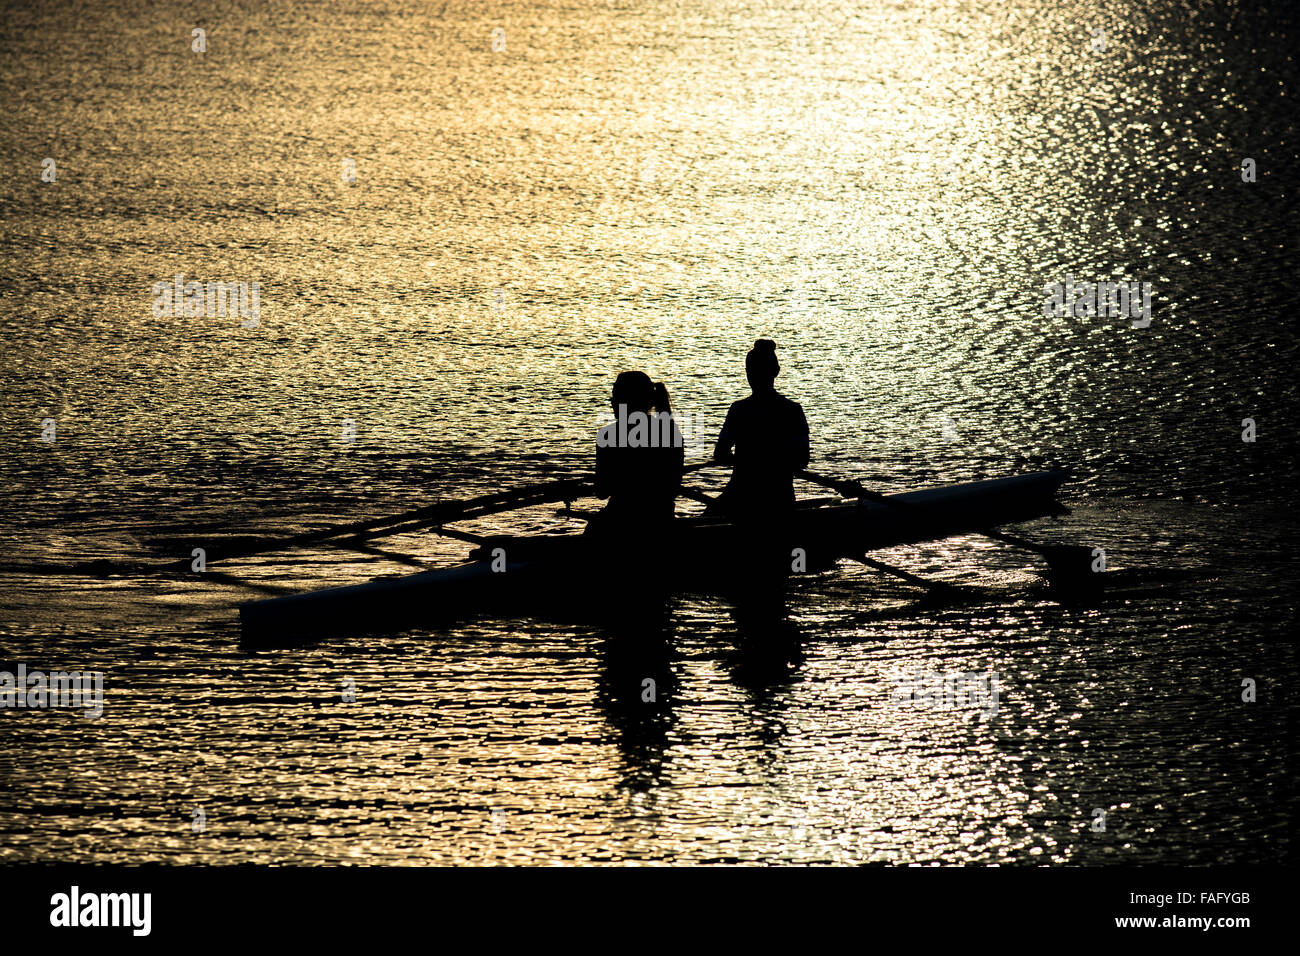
746;338;780;390
611;370;655;415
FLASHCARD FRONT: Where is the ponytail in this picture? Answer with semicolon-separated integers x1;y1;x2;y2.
651;381;672;414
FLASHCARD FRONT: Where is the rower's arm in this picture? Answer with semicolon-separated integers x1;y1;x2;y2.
791;405;810;471
713;410;736;464
667;418;685;493
655;389;684;496
594;441;613;499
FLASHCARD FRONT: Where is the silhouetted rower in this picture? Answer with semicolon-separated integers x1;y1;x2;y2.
712;339;809;518
709;339;808;619
592;371;684;534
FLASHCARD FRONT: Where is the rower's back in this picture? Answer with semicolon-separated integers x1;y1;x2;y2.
592;372;683;529
714;339;810;518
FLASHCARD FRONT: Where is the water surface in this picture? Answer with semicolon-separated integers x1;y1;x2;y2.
0;0;1295;864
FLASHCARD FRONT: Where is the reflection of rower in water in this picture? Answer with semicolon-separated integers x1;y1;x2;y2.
710;340;809;607
590;370;684;541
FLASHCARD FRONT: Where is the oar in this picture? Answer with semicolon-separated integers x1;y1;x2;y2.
850;553;964;597
75;461;725;576
798;468;1095;580
57;480;590;577
187;460;723;566
367;459;722;538
677;487;717;506
324;540;434;567
152;479;591;568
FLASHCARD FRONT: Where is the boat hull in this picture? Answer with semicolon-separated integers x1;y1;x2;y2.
239;469;1070;645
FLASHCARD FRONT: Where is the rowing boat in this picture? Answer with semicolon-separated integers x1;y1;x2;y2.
238;469;1070;646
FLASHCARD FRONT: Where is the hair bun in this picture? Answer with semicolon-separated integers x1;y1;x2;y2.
754;338;776;353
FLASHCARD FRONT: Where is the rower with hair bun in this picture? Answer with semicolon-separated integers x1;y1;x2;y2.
710;339;810;610
711;339;810;519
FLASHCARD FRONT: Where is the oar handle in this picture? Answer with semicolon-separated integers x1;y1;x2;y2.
682;460;720;475
798;469;882;500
